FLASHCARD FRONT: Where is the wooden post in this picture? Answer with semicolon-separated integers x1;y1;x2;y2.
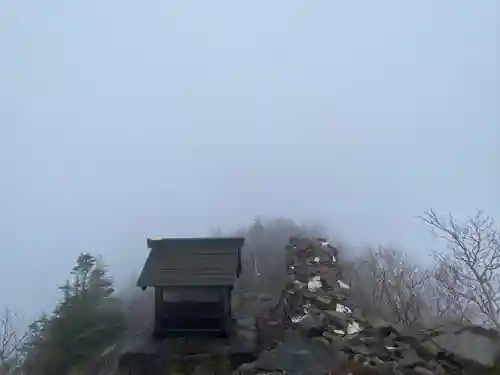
153;287;163;339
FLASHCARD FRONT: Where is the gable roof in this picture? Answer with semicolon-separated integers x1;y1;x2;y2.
137;237;245;287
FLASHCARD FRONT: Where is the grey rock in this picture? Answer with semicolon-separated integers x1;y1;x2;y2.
254;333;347;375
193;364;215;375
431;326;500;368
412;367;436;375
398;349;425;368
323;310;350;328
295;313;325;337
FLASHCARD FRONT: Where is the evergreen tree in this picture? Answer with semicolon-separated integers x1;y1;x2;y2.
22;253;124;375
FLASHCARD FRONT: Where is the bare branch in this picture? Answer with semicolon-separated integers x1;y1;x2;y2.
0;308;27;365
345;246;434;327
420;209;500;329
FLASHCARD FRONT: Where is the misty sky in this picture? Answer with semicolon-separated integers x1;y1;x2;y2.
1;1;499;321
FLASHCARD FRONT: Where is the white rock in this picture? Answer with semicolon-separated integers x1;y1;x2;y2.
347;321;361;334
336;304;352;314
307;276;322;292
337;280;350;289
291;314;308;323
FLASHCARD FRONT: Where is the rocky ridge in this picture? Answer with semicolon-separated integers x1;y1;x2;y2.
236;236;499;375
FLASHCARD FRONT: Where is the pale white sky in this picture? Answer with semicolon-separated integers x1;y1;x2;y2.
1;0;499;321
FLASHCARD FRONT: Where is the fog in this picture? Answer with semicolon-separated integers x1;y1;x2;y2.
1;0;499;322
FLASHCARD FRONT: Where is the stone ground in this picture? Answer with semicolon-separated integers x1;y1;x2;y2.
233;236;500;375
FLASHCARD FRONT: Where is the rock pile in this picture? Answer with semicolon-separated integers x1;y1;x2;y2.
236;236;491;375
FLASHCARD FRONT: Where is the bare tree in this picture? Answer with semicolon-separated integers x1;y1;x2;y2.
0;308;27;374
423;261;479;325
421;209;500;329
345;246;433;327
